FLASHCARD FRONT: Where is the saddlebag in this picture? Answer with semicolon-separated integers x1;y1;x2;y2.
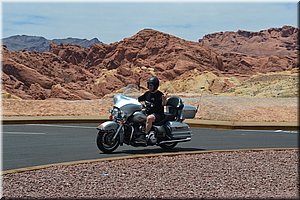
165;121;191;139
181;104;197;119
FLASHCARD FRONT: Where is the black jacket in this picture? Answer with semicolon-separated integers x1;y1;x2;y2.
138;90;164;116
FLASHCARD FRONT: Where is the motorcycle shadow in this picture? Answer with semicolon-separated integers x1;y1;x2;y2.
112;147;206;155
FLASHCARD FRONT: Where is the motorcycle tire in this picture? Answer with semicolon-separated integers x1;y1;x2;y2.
97;130;120;153
159;142;178;150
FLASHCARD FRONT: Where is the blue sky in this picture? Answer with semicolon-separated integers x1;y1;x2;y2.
1;1;298;44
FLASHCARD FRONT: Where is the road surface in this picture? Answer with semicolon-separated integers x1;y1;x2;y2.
2;123;298;170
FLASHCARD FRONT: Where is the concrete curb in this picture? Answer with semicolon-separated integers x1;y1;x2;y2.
2;147;298;175
185;119;298;130
2;116;298;130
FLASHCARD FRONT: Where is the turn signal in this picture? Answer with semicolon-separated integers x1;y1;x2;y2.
109;115;113;120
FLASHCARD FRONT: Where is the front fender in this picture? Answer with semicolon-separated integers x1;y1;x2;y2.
97;121;119;131
97;121;124;146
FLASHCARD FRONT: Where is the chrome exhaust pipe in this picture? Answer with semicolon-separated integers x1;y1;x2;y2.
159;137;191;144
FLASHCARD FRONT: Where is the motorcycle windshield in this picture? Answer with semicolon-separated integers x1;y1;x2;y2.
114;94;142;116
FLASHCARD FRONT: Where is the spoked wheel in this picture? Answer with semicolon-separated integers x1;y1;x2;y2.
96;130;120;153
159;142;178;150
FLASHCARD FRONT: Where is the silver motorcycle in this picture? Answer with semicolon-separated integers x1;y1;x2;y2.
96;94;198;153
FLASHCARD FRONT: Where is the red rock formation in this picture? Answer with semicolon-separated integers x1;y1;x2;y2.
199;25;298;74
2;26;298;100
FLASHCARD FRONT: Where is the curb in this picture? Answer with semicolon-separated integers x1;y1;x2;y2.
2;147;298;175
2;116;298;130
185;119;298;130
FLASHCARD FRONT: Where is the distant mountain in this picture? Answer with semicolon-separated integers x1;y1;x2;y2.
2;35;102;52
52;37;102;48
3;35;50;52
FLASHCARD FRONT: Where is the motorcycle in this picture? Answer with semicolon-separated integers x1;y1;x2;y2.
96;94;198;153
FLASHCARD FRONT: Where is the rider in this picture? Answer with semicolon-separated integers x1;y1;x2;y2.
136;76;167;144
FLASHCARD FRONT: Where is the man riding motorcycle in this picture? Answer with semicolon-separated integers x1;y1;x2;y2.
96;76;197;153
136;76;167;144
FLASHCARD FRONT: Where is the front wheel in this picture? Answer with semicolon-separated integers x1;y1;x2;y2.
159;142;178;150
97;130;120;153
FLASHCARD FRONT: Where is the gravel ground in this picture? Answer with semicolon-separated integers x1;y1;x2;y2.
2;149;299;199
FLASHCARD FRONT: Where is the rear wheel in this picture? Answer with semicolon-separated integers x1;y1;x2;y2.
96;130;120;153
159;142;178;150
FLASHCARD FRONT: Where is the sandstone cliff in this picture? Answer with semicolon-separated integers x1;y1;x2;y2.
2;26;298;100
199;25;297;73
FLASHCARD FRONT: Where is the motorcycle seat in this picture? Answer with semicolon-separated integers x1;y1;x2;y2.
153;113;176;126
153;96;183;126
164;113;177;121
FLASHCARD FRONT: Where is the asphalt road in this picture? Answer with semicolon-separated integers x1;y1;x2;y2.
2;123;298;170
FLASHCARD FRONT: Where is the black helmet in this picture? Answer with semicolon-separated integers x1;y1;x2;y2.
147;76;159;91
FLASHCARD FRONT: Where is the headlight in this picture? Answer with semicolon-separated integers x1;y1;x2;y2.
111;108;119;118
110;107;126;120
120;110;126;118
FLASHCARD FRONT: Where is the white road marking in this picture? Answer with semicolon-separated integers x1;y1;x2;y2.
3;132;46;135
25;124;96;129
274;130;298;134
236;129;298;134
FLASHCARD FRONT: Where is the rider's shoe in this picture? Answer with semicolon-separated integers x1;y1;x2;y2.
146;131;157;144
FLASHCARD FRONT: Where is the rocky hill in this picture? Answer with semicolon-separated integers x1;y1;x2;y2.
2;35;102;52
160;25;298;96
199;26;297;56
2;26;298;100
199;25;298;73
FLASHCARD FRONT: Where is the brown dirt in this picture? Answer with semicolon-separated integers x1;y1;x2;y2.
2;94;298;122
